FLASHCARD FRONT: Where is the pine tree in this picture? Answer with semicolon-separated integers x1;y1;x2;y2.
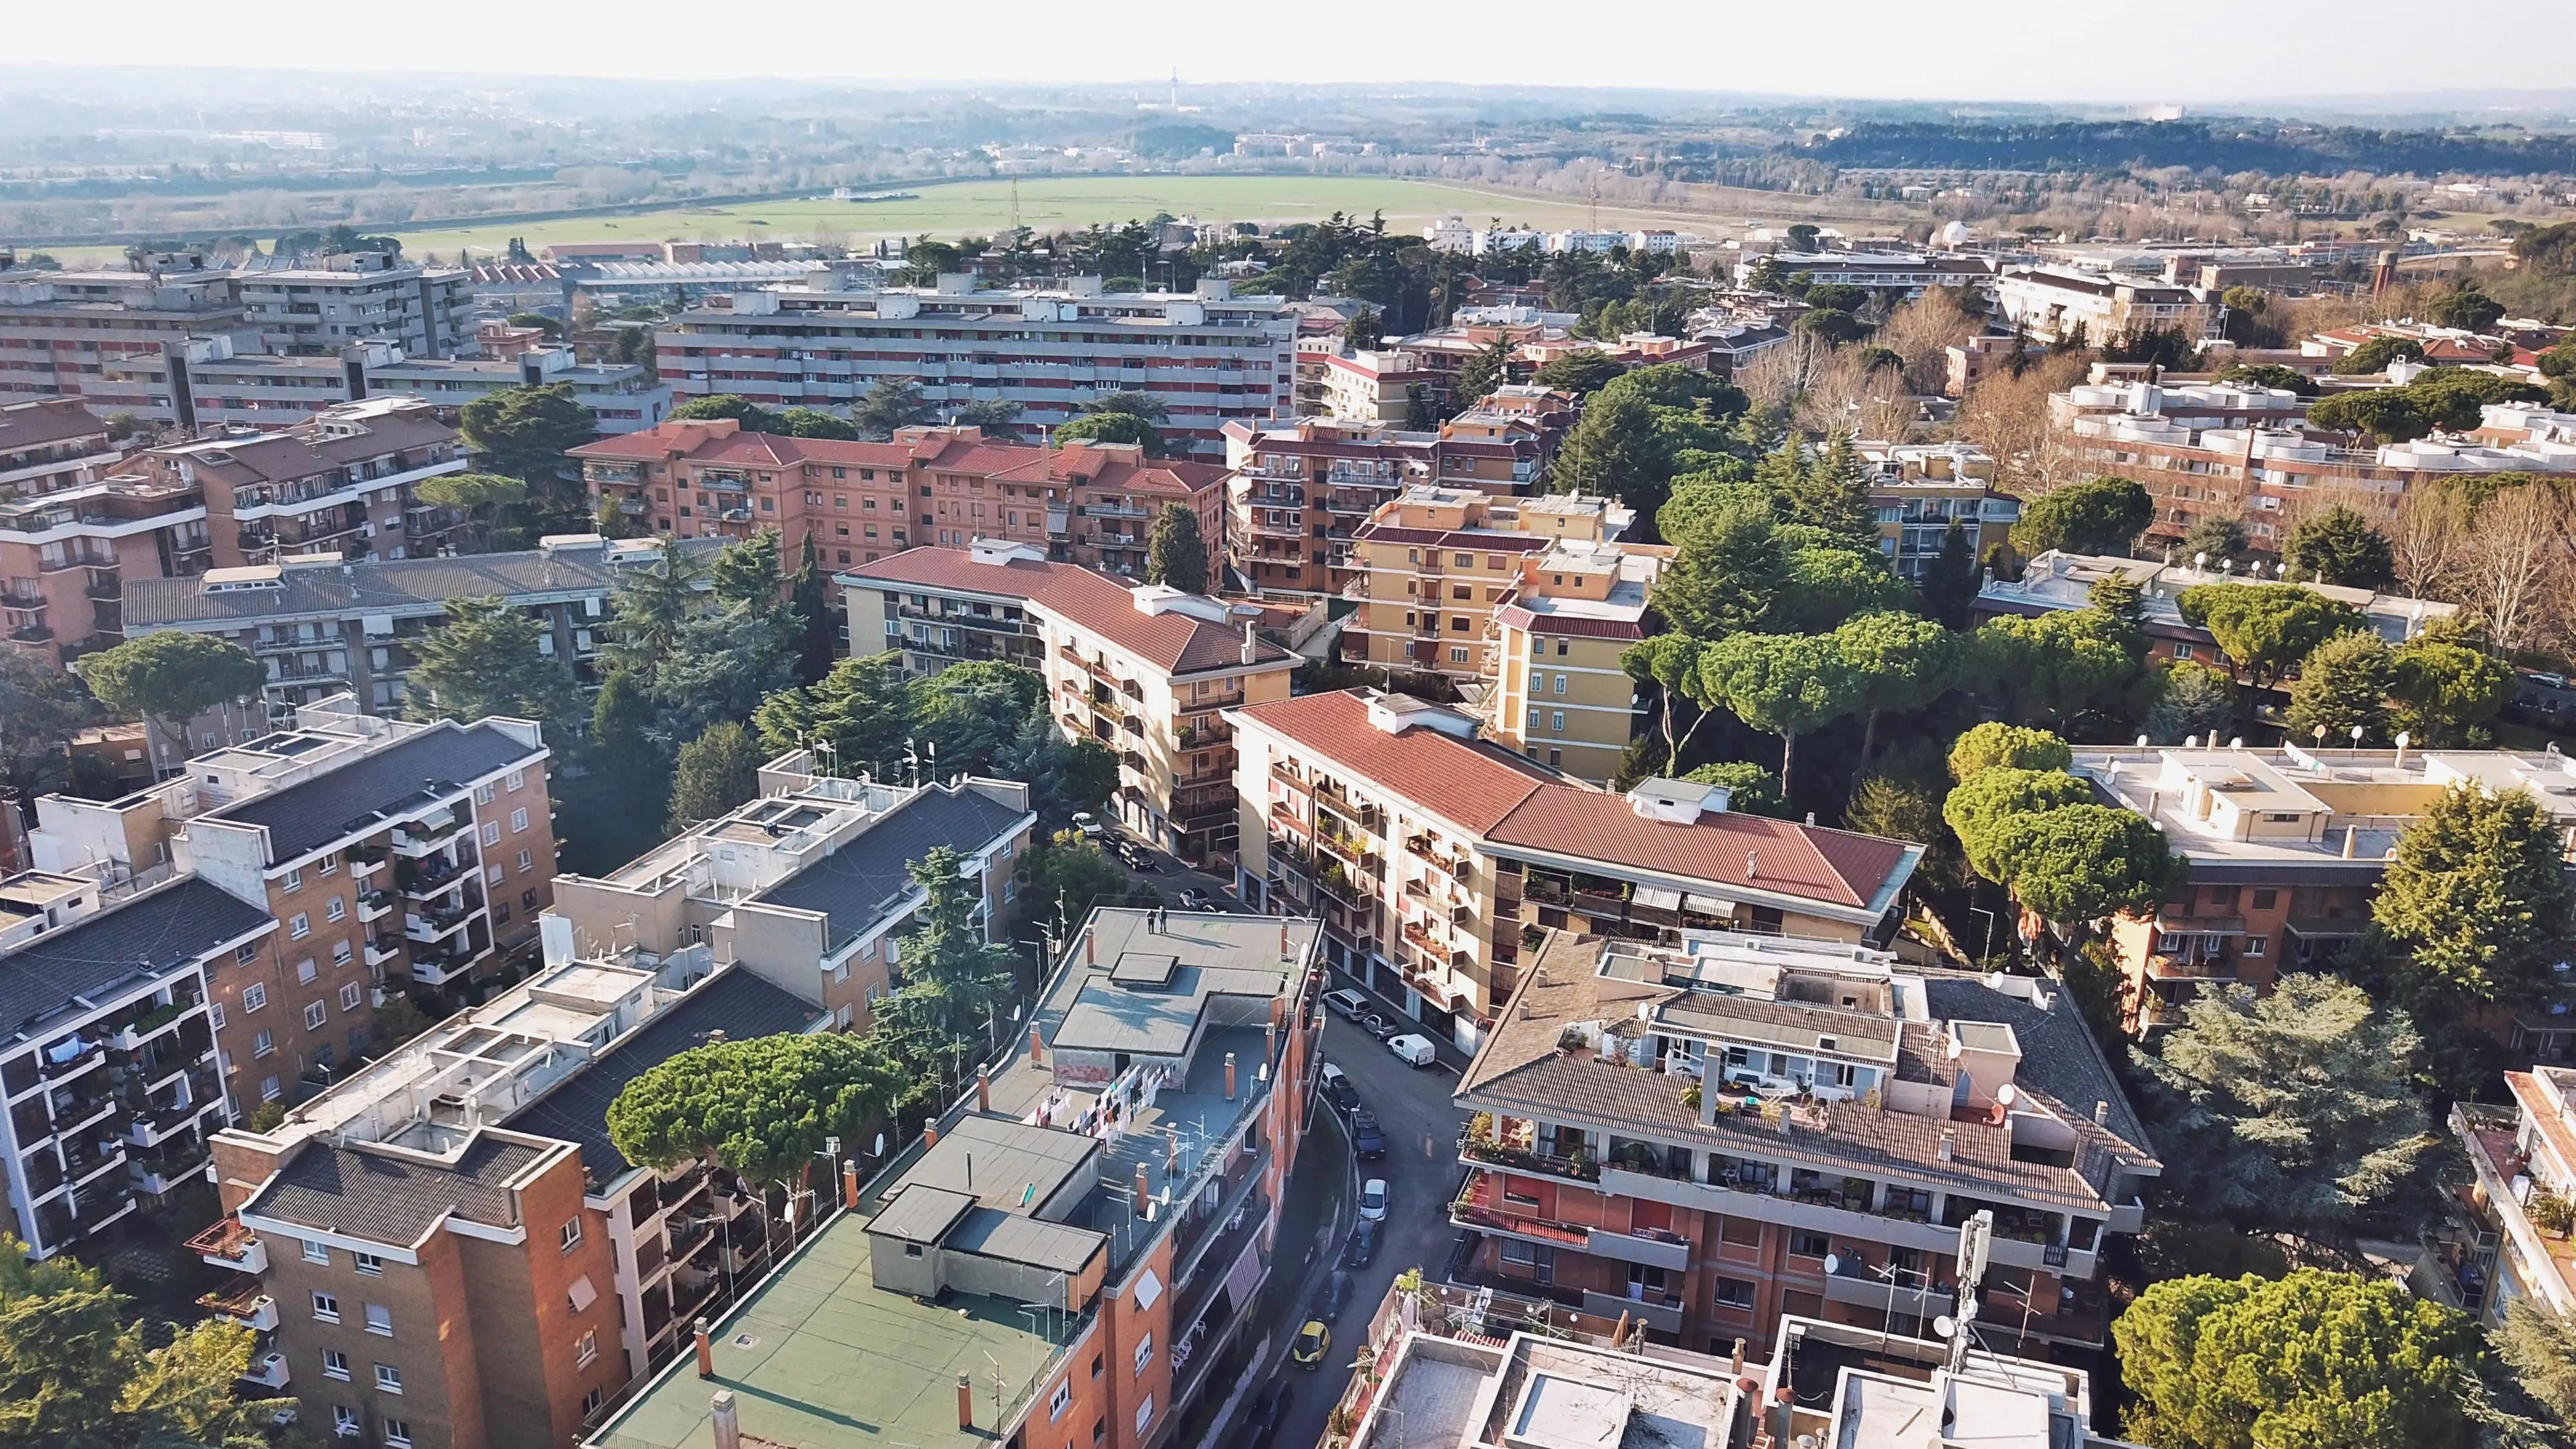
1146;502;1209;594
2283;629;2392;745
1915;519;1982;629
2375;784;2576;1004
404;597;581;733
667;722;764;830
790;533;837;685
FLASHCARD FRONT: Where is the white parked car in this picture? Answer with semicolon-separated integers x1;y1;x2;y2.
1358;1178;1389;1222
1387;1034;1438;1068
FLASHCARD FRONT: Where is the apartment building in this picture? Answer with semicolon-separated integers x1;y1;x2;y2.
229;252;473;360
0;262;250;405
2066;744;2576;1035
92;337;671;435
572;417;1226;580
1339;486;1631;684
1860;441;2021;581
2432;1068;2576;1326
123;535;718;715
1228;691;1922;1049
1978;549;2456;672
1731;251;2000;299
588;909;1322;1449
191;941;826;1449
1218;406;1558;599
30;697;559;1099
1482;539;1666;783
1318;349;1444;425
654;275;1294;458
0;871;265;1258
549;755;1035;1034
839;541;1296;865
111;396;473;569
2049;385;2576;547
1450;926;2158;1358
0;396;182;666
1993;268;2222;347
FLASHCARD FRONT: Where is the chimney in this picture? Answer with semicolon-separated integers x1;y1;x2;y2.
1731;1338;1746;1375
843;1159;860;1210
977;1063;991;1112
1242;620;1256;666
2094;1100;2109;1126
1085;928;1096;965
1225;1051;1238;1099
1134;1162;1151;1216
2343;824;2358;859
712;1391;741;1449
1745;851;1758;882
694;1318;715;1379
924;1122;940;1148
957;1374;975;1431
1938;1130;1956;1163
1029;1024;1046;1065
1279;919;1291;959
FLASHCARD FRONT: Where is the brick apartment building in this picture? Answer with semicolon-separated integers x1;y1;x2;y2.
572;417;1226;581
653;275;1295;458
28;698;559;1104
0;396;170;667
1340;486;1630;685
1229;691;1922;1051
1451;927;2159;1358
839;541;1297;865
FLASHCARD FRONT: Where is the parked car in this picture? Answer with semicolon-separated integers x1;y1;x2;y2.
1291;1320;1332;1370
1358;1012;1399;1042
1246;1381;1294;1448
1349;1108;1386;1161
1072;812;1106;839
1322;988;1369;1020
1388;1034;1438;1068
1179;888;1213;911
1311;1269;1353;1323
1342;1218;1381;1269
1358;1177;1389;1222
1319;1062;1358;1114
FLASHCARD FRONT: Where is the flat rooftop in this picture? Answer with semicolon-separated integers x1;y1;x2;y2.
590;1212;1065;1449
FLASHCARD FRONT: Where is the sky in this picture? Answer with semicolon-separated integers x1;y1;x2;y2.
9;0;2576;104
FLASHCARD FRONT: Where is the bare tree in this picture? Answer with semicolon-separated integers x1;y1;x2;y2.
1737;329;1837;417
1947;353;2089;495
2457;481;2573;654
1795;349;1914;441
1875;289;1976;395
2389;484;2469;600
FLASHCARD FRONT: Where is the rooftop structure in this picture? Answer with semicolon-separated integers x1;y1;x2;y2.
588;908;1323;1449
1977;549;2456;667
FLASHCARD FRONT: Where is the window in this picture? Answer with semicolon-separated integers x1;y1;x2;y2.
1550;712;1564;733
356;1252;383;1277
517;849;533;872
2244;934;2268;958
288;913;311;941
1713;1277;1757;1309
1552;674;1566;696
284;867;304;892
384;1421;411;1449
374;1363;402;1394
209;1002;226;1030
1135;1398;1155;1436
2173;642;2196;660
1450;647;1468;663
2251;888;2278;910
236;941;260;964
325;896;346;923
1049;1378;1072;1423
902;1241;924;1258
486;864;505;886
333;941;353;967
476;783;496;806
1500;1240;1537;1266
341;982;363;1012
261;1074;282;1102
305;1002;328;1030
253;1029;274;1058
510;808;529;833
560;1218;584;1253
305;1239;331;1265
1134;1334;1154;1375
298;957;319;984
522;889;539;912
324;1349;351;1381
335;1407;361;1436
506;769;525;792
481;822;500;847
321;857;339;877
1091;1354;1104;1381
364;1303;391;1334
1717;1216;1762;1247
1788;1231;1831;1259
314;1290;341;1320
582;1387;604;1418
576;1331;598;1367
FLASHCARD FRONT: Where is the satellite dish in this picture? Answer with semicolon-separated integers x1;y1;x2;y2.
1823;1253;1842;1276
1996;1083;2018;1107
1933;1315;1957;1338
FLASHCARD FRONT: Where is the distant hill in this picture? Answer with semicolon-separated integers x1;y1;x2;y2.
1799;121;2576;176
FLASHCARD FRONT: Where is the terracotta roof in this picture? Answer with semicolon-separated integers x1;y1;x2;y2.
569;425;911;470
1485;786;1911;912
843;547;1294;676
0;397;111;453
158;407;455;486
1490;602;1645;640
1355;525;1553;551
1227;691;1555;833
570;425;1226;499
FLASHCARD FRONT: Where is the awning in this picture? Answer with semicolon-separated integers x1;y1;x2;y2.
1683;894;1735;916
1633;886;1684;911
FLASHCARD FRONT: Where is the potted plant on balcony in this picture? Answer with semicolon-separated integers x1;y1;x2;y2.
2532;1191;2576;1238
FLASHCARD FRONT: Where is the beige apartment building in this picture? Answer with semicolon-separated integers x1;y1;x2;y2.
1340;486;1631;684
28;696;558;1104
193;941;827;1449
1228;690;1922;1051
1859;441;2022;582
548;752;1034;1034
1483;539;1667;784
839;541;1297;867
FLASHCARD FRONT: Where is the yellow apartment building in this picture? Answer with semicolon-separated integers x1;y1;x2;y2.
1484;539;1668;783
1340;486;1630;684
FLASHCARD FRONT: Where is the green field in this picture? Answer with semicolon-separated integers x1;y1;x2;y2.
372;176;1756;261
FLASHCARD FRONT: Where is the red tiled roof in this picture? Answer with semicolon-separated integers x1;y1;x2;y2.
1354;525;1552;551
1485;786;1911;910
1228;692;1555;834
570;425;1225;498
1491;603;1645;639
843;547;1293;676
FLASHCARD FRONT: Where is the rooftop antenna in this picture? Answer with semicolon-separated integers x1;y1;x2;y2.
1010;178;1022;239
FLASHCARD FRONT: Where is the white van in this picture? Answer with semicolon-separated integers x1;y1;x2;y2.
1387;1034;1438;1068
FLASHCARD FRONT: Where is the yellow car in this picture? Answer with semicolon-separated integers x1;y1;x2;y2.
1291;1319;1330;1370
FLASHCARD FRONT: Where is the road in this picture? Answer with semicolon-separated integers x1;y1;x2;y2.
1223;973;1474;1449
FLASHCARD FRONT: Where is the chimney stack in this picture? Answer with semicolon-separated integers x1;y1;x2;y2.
1242;620;1256;666
1134;1162;1151;1216
1938;1130;1955;1163
1085;928;1096;965
694;1318;715;1379
957;1374;975;1430
2343;824;2358;859
2094;1099;2109;1126
1029;1024;1046;1064
712;1391;741;1449
1279;919;1291;959
924;1122;940;1148
1225;1051;1238;1100
977;1063;991;1113
1731;1338;1746;1375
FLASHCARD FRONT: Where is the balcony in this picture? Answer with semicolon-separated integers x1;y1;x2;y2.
413;948;479;987
1460;1137;1599;1184
1581;1287;1684;1335
364;938;400;969
1584;1225;1692;1272
356;889;394;922
241;1352;290;1391
390;813;466;857
1822;1266;1954;1321
196;1283;279;1332
404;907;473;944
1599;1167;1969;1258
398;859;470;899
182;1220;260;1277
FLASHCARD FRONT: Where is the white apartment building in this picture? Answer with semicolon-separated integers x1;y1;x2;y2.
1993;268;2223;345
655;274;1295;459
93;337;671;435
228;252;473;359
1733;252;2000;299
